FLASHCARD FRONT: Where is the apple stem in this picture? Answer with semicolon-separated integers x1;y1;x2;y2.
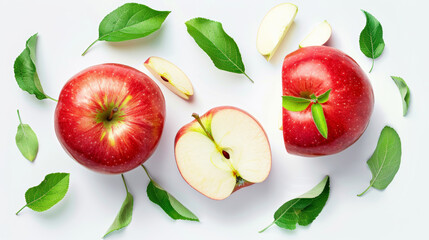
243;72;254;83
357;185;372;197
16;205;27;215
259;222;275;233
141;165;154;182
107;107;118;121
82;39;99;56
121;174;129;193
191;113;215;142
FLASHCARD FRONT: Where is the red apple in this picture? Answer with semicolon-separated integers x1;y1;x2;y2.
174;107;271;200
55;64;166;174
282;46;374;156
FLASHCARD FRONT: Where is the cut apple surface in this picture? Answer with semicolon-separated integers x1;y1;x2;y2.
144;57;194;100
256;3;298;61
299;21;332;48
175;107;271;200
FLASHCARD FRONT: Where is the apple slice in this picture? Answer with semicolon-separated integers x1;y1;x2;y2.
299;21;332;48
175;107;271;200
144;57;194;100
256;3;298;61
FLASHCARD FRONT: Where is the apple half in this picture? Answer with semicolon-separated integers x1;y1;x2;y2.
256;3;298;61
145;56;194;100
175;107;271;200
299;21;332;48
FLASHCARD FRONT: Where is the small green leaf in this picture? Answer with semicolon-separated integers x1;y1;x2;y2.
185;18;253;82
16;173;70;215
104;175;134;238
260;176;330;232
282;96;311;112
358;126;401;196
15;110;38;162
311;103;328;138
391;76;410;116
359;10;385;73
14;33;53;100
83;3;170;55
317;89;331;104
143;165;198;221
147;181;199;221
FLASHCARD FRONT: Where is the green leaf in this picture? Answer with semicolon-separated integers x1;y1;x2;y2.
282;96;311;112
104;175;134;238
185;18;253;82
14;33;52;100
16;173;70;215
142;165;198;221
358;126;401;196
359;10;385;73
311;103;328;139
147;181;199;221
317;89;331;104
83;3;170;55
260;176;330;232
391;76;410;116
15;110;38;162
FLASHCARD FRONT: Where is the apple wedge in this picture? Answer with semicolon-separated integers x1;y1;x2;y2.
175;107;271;200
144;57;194;100
256;3;298;61
299;21;332;48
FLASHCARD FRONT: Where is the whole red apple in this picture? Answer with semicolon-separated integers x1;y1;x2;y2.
55;63;166;174
282;46;374;156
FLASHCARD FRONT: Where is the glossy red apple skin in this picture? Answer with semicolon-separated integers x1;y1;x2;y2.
282;46;374;156
55;64;165;174
174;106;270;199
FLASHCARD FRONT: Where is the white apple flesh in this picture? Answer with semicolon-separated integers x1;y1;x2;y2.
144;57;194;100
256;3;298;61
299;21;332;48
175;107;271;200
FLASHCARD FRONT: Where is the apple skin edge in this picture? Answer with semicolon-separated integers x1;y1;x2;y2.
174;106;271;200
282;46;374;156
55;64;166;174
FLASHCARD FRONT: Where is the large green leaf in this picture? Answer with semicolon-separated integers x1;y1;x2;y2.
83;3;170;55
359;10;385;73
103;175;134;238
147;181;199;221
14;33;52;100
260;176;330;232
16;173;70;214
185;18;253;82
358;126;401;196
15;110;38;162
143;165;199;221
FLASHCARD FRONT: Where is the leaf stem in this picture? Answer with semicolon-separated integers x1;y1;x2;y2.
82;39;99;56
16;205;27;215
141;165;154;182
243;72;254;83
357;185;372;197
17;109;23;124
259;221;275;233
369;58;374;73
121;174;129;193
47;96;58;102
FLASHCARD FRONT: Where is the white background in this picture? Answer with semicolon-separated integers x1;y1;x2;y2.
0;0;427;239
